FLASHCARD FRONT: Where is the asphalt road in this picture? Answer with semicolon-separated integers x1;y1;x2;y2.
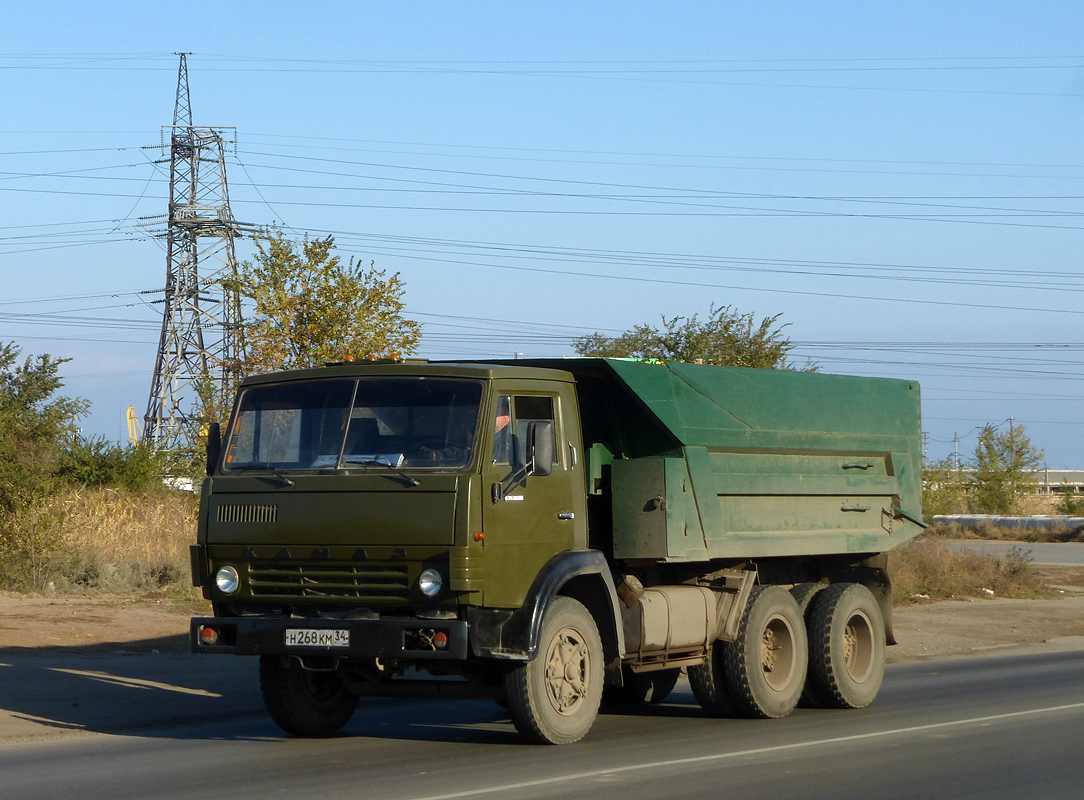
2;649;1083;800
946;539;1084;565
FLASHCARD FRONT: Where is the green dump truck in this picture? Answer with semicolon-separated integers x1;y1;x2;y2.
190;357;925;743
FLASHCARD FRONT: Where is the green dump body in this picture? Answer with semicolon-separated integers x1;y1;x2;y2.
537;359;925;564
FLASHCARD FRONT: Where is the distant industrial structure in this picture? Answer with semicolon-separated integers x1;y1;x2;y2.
932;469;1084;496
1035;470;1084;496
141;53;251;454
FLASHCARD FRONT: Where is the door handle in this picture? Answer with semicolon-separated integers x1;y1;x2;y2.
557;512;575;520
841;502;870;512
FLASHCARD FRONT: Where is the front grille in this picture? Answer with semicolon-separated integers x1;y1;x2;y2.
248;561;410;603
217;504;278;523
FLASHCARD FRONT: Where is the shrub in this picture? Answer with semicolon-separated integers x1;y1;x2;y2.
1055;491;1084;516
888;535;1047;603
58;436;169;493
0;343;88;589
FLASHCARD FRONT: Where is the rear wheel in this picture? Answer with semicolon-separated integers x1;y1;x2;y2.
790;582;825;617
805;583;886;709
790;582;827;708
504;597;604;744
259;656;359;737
691;585;807;719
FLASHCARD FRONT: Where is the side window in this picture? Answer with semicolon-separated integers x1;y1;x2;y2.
492;395;512;463
490;394;557;468
513;395;557;469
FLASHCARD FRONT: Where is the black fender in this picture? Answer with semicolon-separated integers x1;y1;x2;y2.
469;549;625;684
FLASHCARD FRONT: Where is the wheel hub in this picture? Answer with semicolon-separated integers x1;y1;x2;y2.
760;615;797;690
544;626;590;716
842;611;875;681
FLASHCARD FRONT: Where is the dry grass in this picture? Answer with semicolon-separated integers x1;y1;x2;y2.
888;535;1049;604
48;488;199;597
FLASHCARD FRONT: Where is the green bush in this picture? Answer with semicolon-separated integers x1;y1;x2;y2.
59;437;169;493
0;343;88;589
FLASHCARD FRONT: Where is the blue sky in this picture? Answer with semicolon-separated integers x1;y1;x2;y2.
2;2;1083;467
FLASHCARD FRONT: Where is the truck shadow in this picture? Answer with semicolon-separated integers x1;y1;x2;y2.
0;639;268;742
341;691;708;746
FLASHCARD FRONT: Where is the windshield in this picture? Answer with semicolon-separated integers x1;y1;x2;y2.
223;377;483;471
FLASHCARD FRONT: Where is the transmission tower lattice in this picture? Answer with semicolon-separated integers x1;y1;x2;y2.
143;53;249;454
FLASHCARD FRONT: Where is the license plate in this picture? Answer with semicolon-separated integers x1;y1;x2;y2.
285;628;350;648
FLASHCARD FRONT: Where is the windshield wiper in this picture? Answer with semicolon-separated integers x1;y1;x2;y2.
228;463;295;486
341;456;419;487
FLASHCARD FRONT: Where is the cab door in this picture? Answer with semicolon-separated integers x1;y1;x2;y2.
480;382;586;609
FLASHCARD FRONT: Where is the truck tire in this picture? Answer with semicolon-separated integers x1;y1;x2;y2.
608;666;681;705
790;582;827;708
805;582;886;709
691;585;807;719
790;582;825;616
688;652;736;717
259;656;359;737
504;596;604;744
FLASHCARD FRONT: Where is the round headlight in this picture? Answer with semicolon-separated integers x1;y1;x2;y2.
215;565;240;595
418;567;444;598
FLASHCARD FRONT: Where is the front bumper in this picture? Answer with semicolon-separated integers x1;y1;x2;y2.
190;616;469;661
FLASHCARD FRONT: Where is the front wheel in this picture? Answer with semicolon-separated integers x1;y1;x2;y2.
504;596;604;744
259;656;359;737
805;583;886;709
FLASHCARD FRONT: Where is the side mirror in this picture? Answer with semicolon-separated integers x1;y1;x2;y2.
206;421;222;477
527;421;554;477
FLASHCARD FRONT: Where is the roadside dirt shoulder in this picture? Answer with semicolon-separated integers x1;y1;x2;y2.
0;592;208;654
889;592;1084;662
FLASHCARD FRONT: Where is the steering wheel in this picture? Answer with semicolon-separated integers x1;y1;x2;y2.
411;439;447;459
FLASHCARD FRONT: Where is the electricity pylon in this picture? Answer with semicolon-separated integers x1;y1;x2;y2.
143;53;249;454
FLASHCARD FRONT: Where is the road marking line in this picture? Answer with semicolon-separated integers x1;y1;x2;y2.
48;668;223;698
407;701;1084;800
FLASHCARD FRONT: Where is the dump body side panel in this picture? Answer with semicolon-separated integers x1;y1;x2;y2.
601;360;923;561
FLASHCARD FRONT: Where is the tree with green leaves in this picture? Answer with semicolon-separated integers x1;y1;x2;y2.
970;422;1044;514
0;343;88;587
58;436;170;493
573;304;801;369
227;227;422;375
921;456;969;517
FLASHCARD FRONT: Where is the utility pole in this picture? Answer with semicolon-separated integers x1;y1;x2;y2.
953;433;959;470
142;53;250;455
1008;416;1016;497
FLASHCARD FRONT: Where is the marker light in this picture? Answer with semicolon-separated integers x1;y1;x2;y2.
418;568;444;598
199;626;219;646
215;565;240;595
433;631;449;649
